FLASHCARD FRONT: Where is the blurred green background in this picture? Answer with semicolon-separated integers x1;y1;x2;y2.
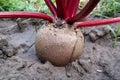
0;0;119;17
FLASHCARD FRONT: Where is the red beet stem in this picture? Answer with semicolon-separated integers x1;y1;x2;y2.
66;0;80;19
44;0;57;17
55;0;68;19
72;0;80;16
61;0;68;19
66;0;100;24
74;17;120;27
0;12;55;22
56;0;64;19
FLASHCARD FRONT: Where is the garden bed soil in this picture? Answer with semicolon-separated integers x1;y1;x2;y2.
0;18;120;80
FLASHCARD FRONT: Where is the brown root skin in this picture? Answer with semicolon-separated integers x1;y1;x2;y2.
35;23;84;67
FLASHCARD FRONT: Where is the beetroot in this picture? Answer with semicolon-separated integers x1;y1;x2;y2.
35;23;84;66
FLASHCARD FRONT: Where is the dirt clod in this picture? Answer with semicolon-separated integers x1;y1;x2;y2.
0;37;17;59
4;48;17;57
89;32;99;42
89;28;109;42
0;39;8;49
78;59;92;73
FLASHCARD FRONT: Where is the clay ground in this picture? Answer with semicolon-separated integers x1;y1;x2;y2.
0;18;120;80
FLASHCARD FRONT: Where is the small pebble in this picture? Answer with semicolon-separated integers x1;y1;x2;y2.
96;30;104;37
89;32;98;42
97;69;103;73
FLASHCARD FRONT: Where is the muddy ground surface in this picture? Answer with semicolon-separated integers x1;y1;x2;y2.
0;18;120;80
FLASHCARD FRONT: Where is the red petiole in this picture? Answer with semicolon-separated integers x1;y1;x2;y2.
66;0;100;24
0;12;55;22
66;0;80;19
74;17;120;27
55;0;64;19
44;0;57;17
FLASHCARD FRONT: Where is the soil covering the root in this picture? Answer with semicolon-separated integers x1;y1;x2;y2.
0;18;120;80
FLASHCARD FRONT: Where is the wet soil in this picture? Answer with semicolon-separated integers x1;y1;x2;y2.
0;18;120;80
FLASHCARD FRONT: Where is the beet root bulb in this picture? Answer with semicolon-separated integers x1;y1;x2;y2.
35;23;84;66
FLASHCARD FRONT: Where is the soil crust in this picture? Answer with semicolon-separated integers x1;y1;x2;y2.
0;19;120;80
